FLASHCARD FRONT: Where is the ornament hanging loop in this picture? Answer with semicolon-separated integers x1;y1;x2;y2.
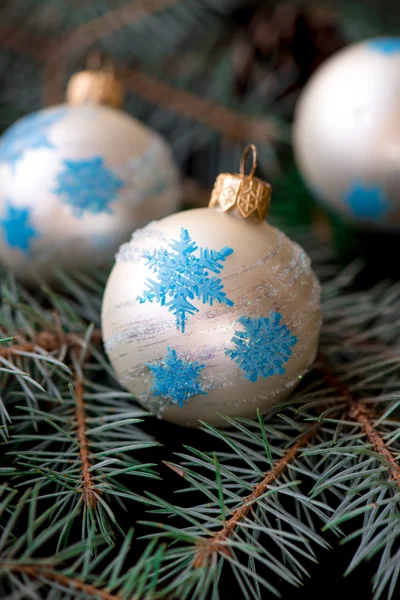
240;144;257;181
209;143;272;222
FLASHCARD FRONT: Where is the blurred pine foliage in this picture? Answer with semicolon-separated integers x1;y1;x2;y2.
0;0;398;225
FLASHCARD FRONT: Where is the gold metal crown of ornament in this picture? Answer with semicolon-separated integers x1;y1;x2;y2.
209;145;272;222
66;52;123;109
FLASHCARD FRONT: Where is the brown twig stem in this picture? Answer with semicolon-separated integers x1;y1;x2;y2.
0;0;181;62
54;0;183;58
74;377;98;508
0;329;102;358
191;425;318;567
124;68;280;145
317;352;400;484
1;323;101;507
6;565;121;600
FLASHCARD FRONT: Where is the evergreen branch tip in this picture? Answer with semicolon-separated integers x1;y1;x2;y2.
317;352;400;484
193;424;319;568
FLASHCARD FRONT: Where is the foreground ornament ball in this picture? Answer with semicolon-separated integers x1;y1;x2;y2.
0;69;180;280
294;37;400;228
102;146;321;427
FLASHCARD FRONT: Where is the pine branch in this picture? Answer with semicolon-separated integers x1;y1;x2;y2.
123;68;281;145
75;376;98;509
5;565;121;600
0;273;159;547
141;414;330;599
5;376;158;547
0;485;165;599
0;329;102;357
317;352;400;483
0;0;183;62
192;424;319;568
300;281;400;600
57;0;185;57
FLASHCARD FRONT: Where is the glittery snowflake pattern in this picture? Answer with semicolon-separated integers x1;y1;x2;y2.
344;180;391;220
0;108;65;169
226;313;298;382
368;38;400;55
138;228;234;332
147;347;206;407
54;156;124;217
0;201;39;254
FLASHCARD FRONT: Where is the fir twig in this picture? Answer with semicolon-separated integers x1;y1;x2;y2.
1;273;158;547
57;0;185;57
5;566;121;600
75;376;98;509
123;68;281;145
192;424;319;568
0;485;165;599
141;415;330;599
317;352;400;483
0;329;102;358
0;0;183;62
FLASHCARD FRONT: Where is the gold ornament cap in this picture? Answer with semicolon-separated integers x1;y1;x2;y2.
209;145;272;221
66;54;123;109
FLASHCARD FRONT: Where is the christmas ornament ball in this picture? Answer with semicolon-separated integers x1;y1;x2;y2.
0;78;180;280
102;147;321;427
294;37;400;228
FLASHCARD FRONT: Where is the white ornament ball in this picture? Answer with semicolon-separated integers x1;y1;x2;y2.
294;37;400;228
0;104;180;279
101;207;321;428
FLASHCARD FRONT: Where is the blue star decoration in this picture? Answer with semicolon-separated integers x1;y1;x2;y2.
0;108;66;169
344;180;391;220
147;347;206;408
54;156;124;217
368;38;400;55
0;201;39;254
138;228;234;333
226;313;298;382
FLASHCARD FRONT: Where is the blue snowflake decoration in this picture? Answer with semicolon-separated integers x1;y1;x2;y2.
226;313;298;382
0;108;65;169
0;201;39;254
54;156;124;217
138;228;234;332
344;180;391;220
147;347;206;407
368;38;400;55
